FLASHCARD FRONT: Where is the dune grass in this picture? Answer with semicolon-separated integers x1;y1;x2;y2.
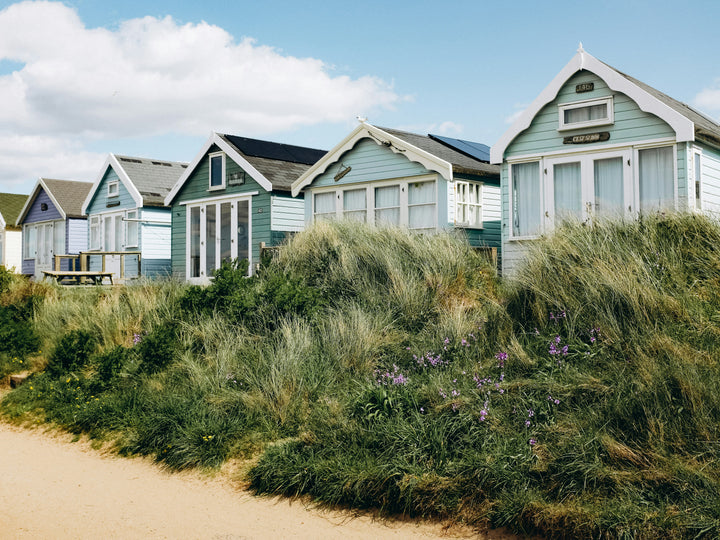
3;216;720;537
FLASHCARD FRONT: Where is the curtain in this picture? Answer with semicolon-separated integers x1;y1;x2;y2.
564;103;607;124
594;157;624;217
126;212;138;248
236;200;249;262
220;202;232;263
190;207;200;277
54;220;65;257
343;189;367;222
205;204;216;276
408;181;436;229
512;162;541;236
314;192;336;220
375;185;400;225
639;147;674;210
553;162;582;221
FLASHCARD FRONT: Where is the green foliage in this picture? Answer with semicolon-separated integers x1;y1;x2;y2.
47;329;98;375
94;345;133;385
136;322;179;375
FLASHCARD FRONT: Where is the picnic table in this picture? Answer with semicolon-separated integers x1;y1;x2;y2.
42;270;114;286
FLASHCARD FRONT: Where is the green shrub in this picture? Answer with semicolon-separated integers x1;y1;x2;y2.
0;304;40;361
47;329;98;375
94;345;133;385
136;322;180;374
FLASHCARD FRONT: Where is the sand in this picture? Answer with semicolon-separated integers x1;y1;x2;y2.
0;422;517;539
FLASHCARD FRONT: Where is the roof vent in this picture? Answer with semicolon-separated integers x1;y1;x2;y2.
119;157;142;164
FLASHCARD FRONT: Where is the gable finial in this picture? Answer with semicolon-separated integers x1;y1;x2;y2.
577;42;584;53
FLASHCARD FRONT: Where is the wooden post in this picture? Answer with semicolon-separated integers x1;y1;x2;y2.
120;254;125;279
54;255;60;271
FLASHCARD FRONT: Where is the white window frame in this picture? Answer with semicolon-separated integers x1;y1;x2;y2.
454;180;483;229
558;97;614;131
24;224;37;259
125;210;139;248
309;175;439;230
693;148;703;211
633;143;678;213
209;152;226;191
89;216;101;250
184;194;253;283
508;160;543;240
107;181;119;198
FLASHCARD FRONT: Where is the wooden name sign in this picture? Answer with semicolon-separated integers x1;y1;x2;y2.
563;132;610;144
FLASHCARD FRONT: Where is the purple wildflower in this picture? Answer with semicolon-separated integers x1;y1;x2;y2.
529;438;537;446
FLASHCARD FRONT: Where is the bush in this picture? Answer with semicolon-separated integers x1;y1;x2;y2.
0;305;40;361
136;322;180;375
95;345;133;385
47;329;98;375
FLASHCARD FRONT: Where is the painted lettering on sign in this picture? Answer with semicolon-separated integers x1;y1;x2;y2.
576;82;594;93
563;132;610;144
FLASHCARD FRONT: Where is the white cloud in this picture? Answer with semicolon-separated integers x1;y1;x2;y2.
695;81;720;119
0;1;401;192
0;1;399;138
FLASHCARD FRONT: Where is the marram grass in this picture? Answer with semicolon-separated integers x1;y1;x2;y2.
4;217;720;538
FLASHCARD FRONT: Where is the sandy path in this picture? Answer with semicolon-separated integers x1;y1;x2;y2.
0;423;514;540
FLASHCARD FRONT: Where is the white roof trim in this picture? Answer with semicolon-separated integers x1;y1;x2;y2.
16;178;67;224
290;122;453;197
165;132;273;206
81;154;143;215
0;211;6;229
490;49;696;164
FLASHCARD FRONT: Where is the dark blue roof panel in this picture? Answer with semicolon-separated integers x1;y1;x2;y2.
223;134;326;165
428;134;491;163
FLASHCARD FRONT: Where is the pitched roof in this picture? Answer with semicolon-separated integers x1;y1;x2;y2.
219;134;326;191
378;127;499;176
491;47;701;163
113;155;188;206
41;179;93;218
0;193;29;229
165;132;327;204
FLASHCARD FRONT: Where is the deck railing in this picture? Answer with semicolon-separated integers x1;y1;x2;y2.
54;251;142;281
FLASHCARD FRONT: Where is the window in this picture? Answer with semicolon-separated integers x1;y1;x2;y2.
125;210;138;248
90;216;101;250
187;197;251;281
638;146;674;211
374;185;400;225
108;181;119;198
209;153;225;190
343;189;367;222
455;181;483;228
313;192;336;221
558;97;613;130
511;161;541;237
53;221;65;256
694;151;702;210
24;225;36;259
0;231;4;266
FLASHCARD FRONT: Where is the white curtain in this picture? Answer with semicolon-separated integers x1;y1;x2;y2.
314;192;336;220
408;181;436;229
343;189;367;222
564;103;607;124
594;157;624;217
553;162;582;221
53;220;65;257
375;185;400;225
639;147;674;210
512;162;541;236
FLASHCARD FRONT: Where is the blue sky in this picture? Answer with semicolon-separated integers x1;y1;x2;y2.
1;0;719;194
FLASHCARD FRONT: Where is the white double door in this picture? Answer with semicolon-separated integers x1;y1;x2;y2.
102;212;124;276
546;150;633;225
188;198;250;282
34;221;65;277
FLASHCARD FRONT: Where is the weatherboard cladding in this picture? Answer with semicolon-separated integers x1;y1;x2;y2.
699;143;720;214
23;188;62;223
86;167;135;215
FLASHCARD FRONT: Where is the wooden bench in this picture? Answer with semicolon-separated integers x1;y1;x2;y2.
42;270;114;286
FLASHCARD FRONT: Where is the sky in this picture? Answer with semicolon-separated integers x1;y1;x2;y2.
1;0;720;194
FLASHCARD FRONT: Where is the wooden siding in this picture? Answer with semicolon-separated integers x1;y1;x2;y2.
506;71;675;158
67;218;88;254
271;194;305;232
171;148;272;279
139;208;171;260
310;138;431;188
22;188;61;224
86;167;136;215
2;229;22;271
699;143;720;215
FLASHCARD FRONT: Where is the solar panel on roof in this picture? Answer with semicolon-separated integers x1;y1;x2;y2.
428;134;491;163
223;134;326;165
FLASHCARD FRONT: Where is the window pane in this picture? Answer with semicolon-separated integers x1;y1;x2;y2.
554;162;582;221
314;192;336;220
206;204;216;276
639;147;674;211
104;217;113;251
190;206;200;277
408;181;436;230
375;185;400;225
126;211;138;247
54;221;65;256
512;161;541;236
220;202;232;264
114;215;123;251
594;157;624;217
237;200;249;263
343;189;366;222
210;155;223;187
564;103;607;124
695;153;702;209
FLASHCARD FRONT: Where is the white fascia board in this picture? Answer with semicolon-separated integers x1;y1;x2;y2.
291;123;453;197
81;155;143;215
16;178;66;225
164;132;273;206
0;211;6;229
490;50;695;164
